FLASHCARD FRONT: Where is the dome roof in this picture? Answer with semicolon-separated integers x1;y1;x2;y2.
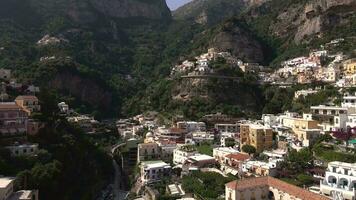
146;132;153;138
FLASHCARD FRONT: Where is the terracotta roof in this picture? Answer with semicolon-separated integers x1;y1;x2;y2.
226;177;328;200
0;102;23;110
225;153;250;161
169;128;186;133
15;95;38;101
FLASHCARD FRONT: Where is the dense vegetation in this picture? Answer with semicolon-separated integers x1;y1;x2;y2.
0;89;114;200
0;0;355;119
182;171;234;200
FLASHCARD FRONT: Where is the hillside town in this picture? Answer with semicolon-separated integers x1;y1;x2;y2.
106;37;356;200
114;91;356;200
2;36;356;200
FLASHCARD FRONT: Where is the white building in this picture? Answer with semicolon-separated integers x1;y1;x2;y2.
140;160;171;185
58;102;69;114
0;177;38;200
5;144;38;157
294;89;318;99
310;105;349;131
176;121;206;132
310;50;328;58
342;94;356;111
262;114;278;128
213;147;240;164
214;123;239;133
191;131;214;144
173;145;198;165
323;66;340;83
320;161;356;200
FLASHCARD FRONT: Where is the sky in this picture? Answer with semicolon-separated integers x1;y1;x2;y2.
166;0;192;10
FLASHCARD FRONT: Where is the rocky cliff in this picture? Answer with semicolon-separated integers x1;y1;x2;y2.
262;0;356;42
173;0;247;25
0;0;171;25
210;24;265;63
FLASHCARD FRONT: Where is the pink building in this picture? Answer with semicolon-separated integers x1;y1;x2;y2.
0;102;28;143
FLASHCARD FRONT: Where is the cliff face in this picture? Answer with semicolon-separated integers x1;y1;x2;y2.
90;0;171;20
171;77;263;113
211;25;265;63
267;0;356;42
50;71;113;112
0;0;171;25
173;0;247;25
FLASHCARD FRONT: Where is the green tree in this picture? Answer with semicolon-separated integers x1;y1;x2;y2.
242;144;256;155
225;138;235;147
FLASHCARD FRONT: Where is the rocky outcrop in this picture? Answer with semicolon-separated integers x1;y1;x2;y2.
89;0;171;20
210;25;265;63
4;0;171;25
171;77;262;111
173;0;247;26
268;0;356;42
50;71;113;112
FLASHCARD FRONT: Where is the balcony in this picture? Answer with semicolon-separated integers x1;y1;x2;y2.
321;180;356;193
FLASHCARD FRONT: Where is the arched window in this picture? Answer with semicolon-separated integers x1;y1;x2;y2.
268;191;275;200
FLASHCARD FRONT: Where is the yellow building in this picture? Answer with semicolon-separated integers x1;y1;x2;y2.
240;124;273;153
280;113;320;146
280;114;319;132
343;58;356;76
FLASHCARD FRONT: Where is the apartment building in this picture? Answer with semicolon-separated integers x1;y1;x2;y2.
213;147;240;164
140;160;171;185
173;145;198;165
137;142;161;163
15;96;40;115
278;113;321;146
0;177;38;200
176;121;206;132
5;144;38;157
310;105;349;131
343;58;356;76
320;161;356;200
0;102;28;143
214;123;239;133
222;153;250;175
240;124;273;153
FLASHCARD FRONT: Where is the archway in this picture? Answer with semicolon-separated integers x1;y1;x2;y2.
339;178;348;189
268;191;275;200
328;176;337;184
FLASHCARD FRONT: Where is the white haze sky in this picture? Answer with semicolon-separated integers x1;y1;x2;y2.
166;0;193;10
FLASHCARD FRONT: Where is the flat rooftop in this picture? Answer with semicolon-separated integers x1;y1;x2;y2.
188;154;214;161
0;177;15;188
142;160;171;169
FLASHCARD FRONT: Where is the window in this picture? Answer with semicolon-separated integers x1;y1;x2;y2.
333;167;336;173
344;169;349;175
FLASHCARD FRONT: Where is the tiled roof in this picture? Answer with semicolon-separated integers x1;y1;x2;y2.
15;95;38;101
225;153;250;161
0;102;23;110
226;177;328;200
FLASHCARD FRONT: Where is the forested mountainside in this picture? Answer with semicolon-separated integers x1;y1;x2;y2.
0;0;355;119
